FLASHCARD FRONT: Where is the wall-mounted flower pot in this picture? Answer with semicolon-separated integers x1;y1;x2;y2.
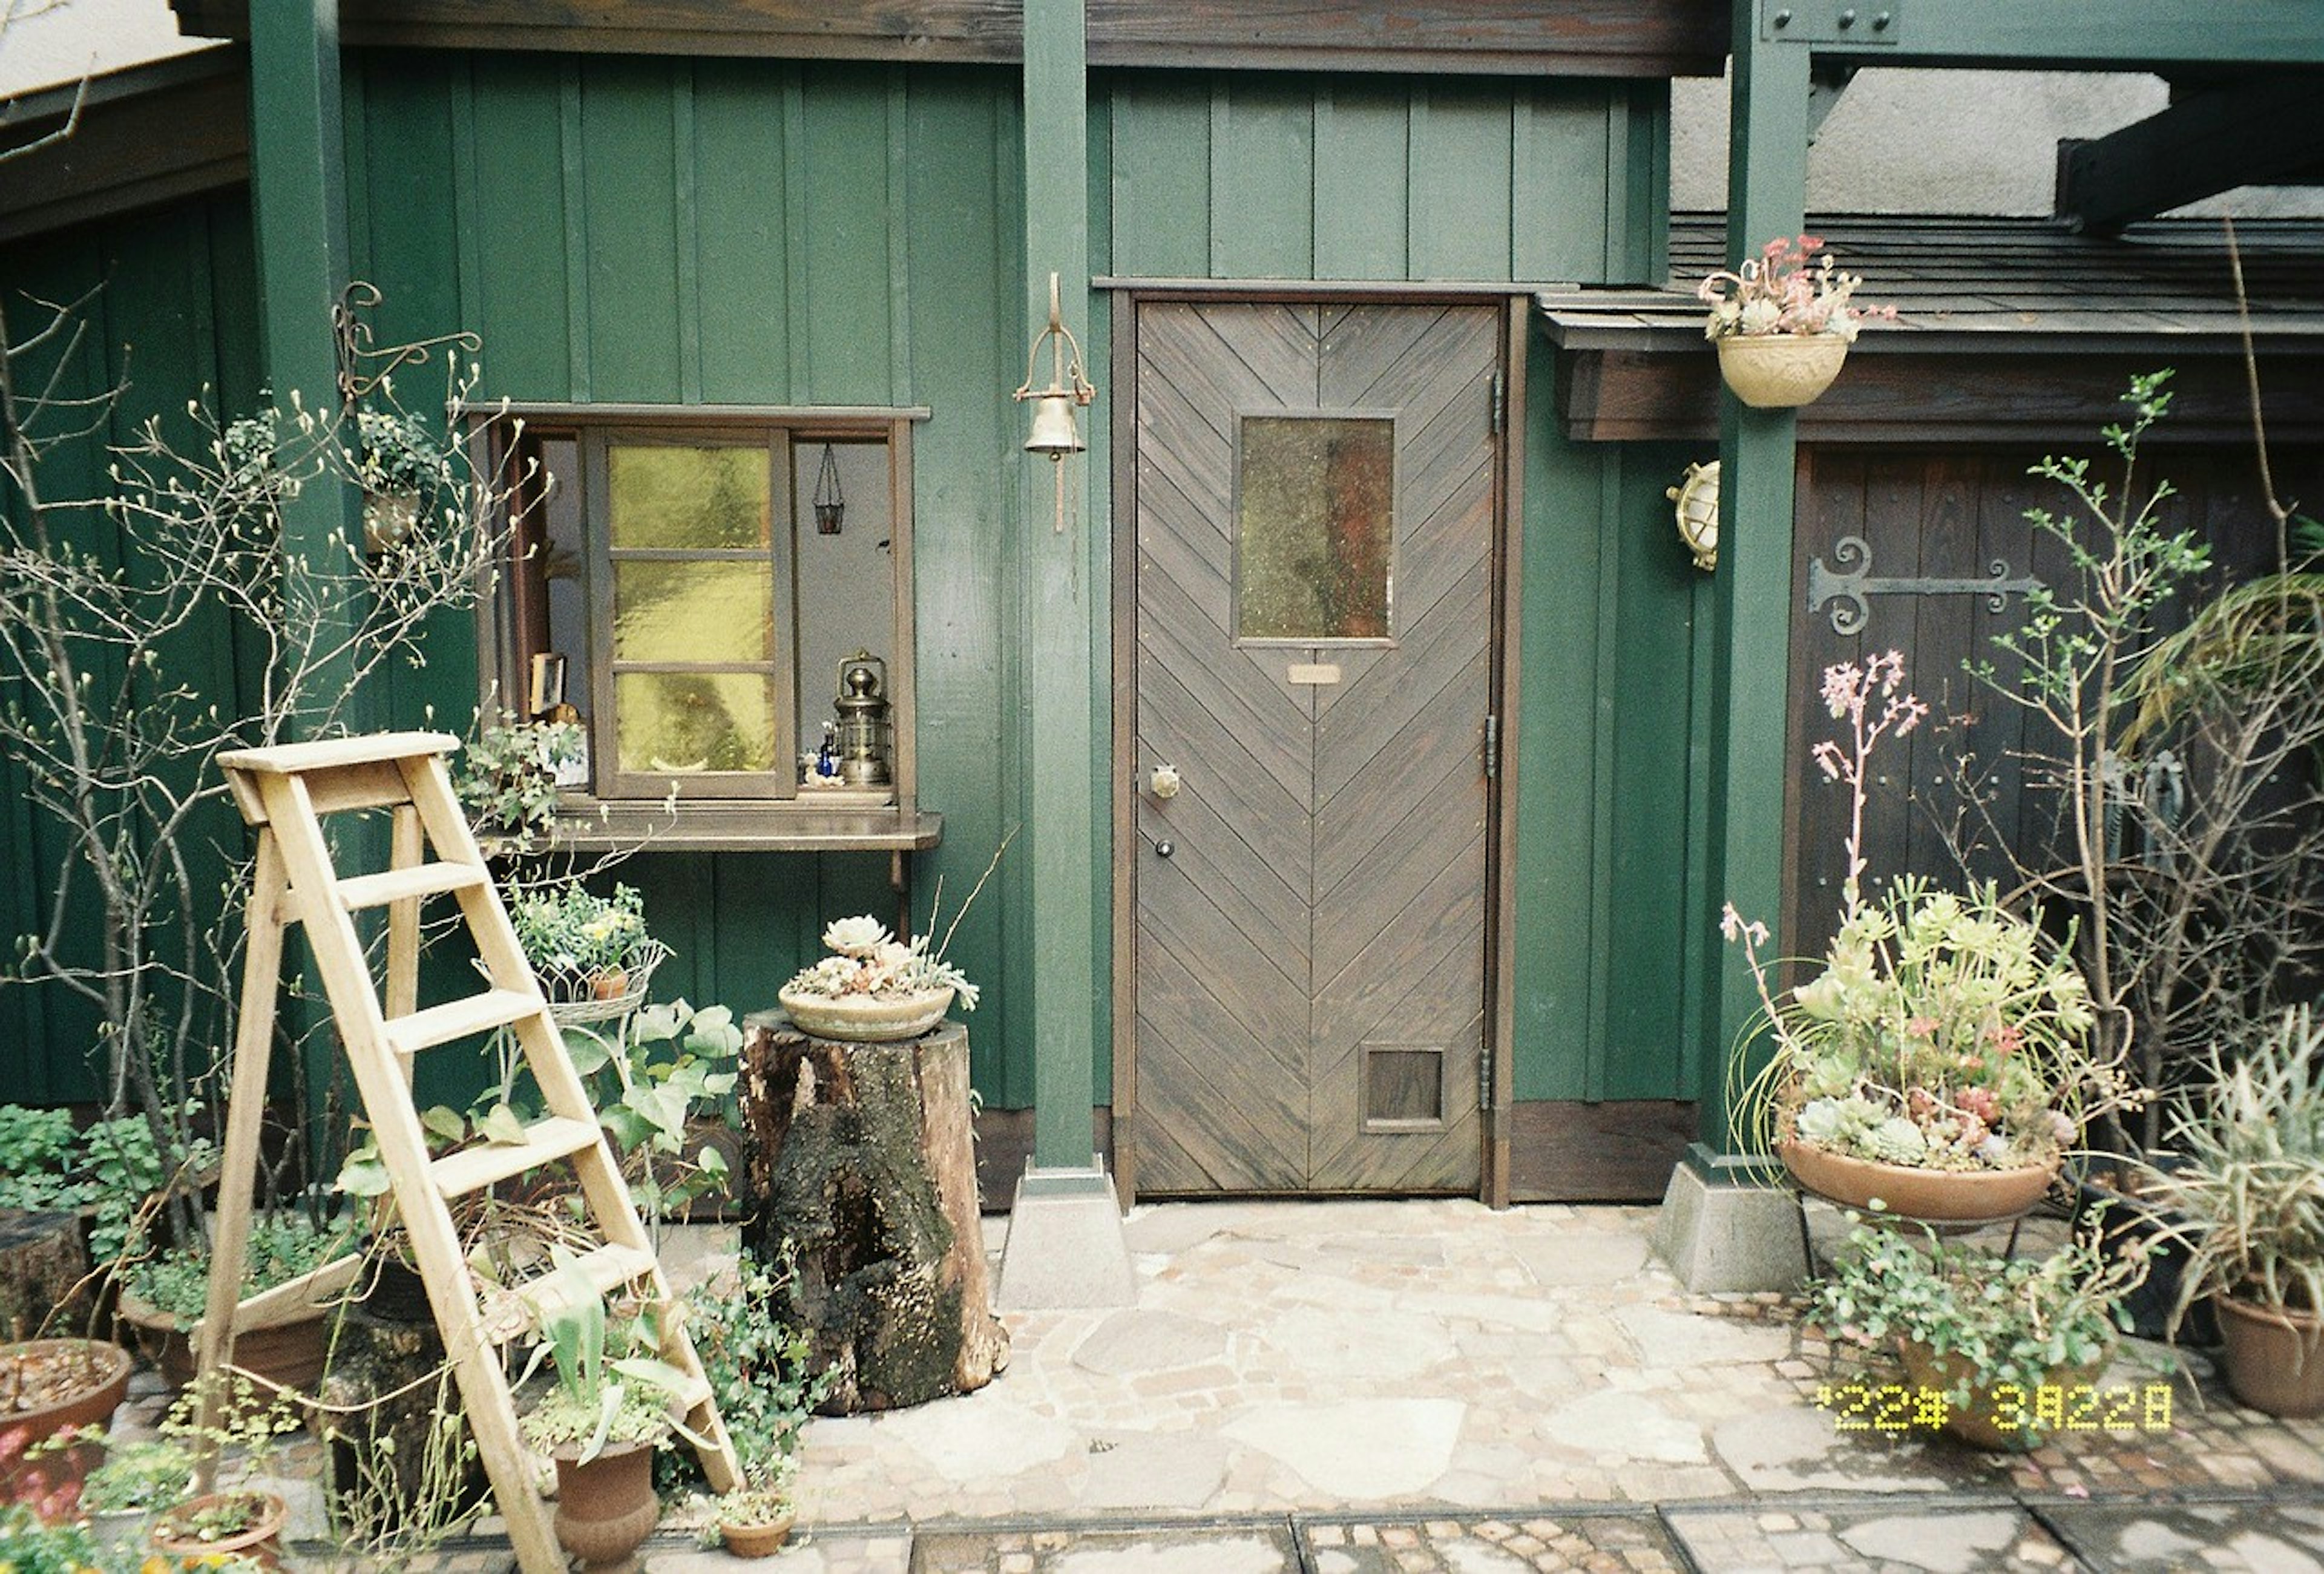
362;490;421;555
1716;333;1850;408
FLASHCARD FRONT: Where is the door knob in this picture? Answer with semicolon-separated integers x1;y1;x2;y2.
1150;764;1180;799
1155;839;1175;859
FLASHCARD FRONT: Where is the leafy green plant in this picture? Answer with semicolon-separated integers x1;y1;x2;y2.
680;1252;829;1490
2145;1005;2324;1327
123;1212;356;1328
0;1104;216;1264
76;1434;194;1512
454;715;585;847
0;1505;115;1573
1807;1219;2150;1426
517;1249;695;1462
350;407;450;497
510;881;654;995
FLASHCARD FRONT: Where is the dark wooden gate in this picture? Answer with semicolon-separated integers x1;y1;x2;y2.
1786;445;2317;956
1126;299;1502;1195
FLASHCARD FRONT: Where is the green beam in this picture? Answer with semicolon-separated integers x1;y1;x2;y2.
2057;74;2324;232
1804;0;2324;69
1022;0;1097;1171
1699;9;1809;1149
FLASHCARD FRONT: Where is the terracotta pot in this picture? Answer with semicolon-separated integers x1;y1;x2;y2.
719;1509;796;1558
1716;332;1850;408
149;1487;286;1570
552;1436;661;1574
2216;1294;2324;1418
1779;1140;2058;1225
1899;1339;2107;1452
776;983;952;1043
119;1291;334;1399
589;967;631;1002
0;1337;134;1506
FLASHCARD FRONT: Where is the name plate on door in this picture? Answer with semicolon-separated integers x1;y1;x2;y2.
1287;663;1342;685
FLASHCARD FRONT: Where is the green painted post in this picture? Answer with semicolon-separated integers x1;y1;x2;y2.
1022;0;1098;1171
247;2;361;1118
249;2;361;597
1699;7;1810;1149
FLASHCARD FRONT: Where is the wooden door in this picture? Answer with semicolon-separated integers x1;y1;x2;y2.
1128;300;1501;1195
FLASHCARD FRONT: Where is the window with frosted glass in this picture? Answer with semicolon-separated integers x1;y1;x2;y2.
599;438;791;790
1233;415;1394;641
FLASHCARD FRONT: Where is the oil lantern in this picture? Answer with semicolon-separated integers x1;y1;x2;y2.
833;650;893;787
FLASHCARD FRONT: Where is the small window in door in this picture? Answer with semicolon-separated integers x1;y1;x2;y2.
1232;413;1394;643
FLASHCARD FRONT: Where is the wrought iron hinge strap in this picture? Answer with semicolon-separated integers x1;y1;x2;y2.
1490;369;1505;436
1806;534;2043;637
1483;713;1500;779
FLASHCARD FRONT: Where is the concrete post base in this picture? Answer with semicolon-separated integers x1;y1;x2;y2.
995;1159;1138;1311
1650;1143;1809;1293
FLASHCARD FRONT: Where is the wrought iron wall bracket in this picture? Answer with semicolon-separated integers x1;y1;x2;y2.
1806;534;2042;636
333;281;483;407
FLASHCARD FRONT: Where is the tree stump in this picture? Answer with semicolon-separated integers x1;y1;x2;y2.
318;1304;490;1541
0;1211;93;1341
739;1017;1007;1412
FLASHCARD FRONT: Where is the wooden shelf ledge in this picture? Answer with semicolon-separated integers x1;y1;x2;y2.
545;801;942;853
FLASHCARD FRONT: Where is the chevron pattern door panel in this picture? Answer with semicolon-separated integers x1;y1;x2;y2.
1131;300;1497;1194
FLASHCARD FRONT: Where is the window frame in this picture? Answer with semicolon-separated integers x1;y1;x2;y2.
468;403;925;826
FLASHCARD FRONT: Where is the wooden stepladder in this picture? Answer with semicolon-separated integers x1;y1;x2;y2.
198;732;740;1573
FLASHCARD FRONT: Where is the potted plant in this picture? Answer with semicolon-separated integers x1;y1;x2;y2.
714;1479;796;1559
510;880;663;1013
1698;233;1889;408
117;1211;355;1393
2144;1005;2324;1417
140;1374;303;1571
1807;1220;2150;1451
518;1251;698;1574
0;1505;118;1570
0;1339;134;1509
349;406;448;554
453;714;587;852
776;915;981;1042
0;1103;219;1271
1725;654;2132;1224
72;1432;194;1552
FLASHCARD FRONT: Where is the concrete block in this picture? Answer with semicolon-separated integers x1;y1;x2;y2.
1650;1146;1809;1293
995;1162;1138;1310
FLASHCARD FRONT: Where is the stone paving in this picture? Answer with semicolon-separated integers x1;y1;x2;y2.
94;1198;2324;1572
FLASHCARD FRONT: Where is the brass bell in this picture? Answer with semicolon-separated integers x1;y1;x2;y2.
1025;394;1086;458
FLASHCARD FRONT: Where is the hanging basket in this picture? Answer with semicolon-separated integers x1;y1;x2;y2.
1715;333;1850;408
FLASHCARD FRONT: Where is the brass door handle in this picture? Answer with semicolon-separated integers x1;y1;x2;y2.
1150;764;1180;799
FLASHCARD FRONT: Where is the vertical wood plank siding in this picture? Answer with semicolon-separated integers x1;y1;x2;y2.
1;55;1669;1120
1107;74;1667;285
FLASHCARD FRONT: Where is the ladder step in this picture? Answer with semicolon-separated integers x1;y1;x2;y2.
668;1373;714;1413
338;861;489;911
384;988;544;1057
502;1243;659;1339
430;1115;605;1198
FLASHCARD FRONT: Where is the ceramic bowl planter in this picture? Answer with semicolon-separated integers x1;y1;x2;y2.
2214;1295;2324;1417
1716;333;1850;408
776;983;953;1043
149;1487;286;1570
0;1338;134;1502
1778;1140;2058;1226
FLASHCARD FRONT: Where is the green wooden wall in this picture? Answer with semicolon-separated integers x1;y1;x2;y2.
0;192;263;1104
3;52;1688;1124
1515;342;1710;1103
